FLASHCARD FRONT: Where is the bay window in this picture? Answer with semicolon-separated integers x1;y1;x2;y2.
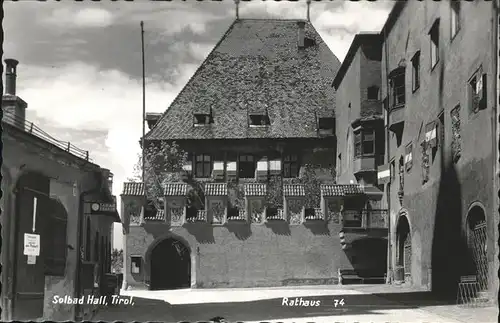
354;128;375;158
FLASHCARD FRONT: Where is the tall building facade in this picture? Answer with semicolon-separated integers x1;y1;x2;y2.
378;1;498;302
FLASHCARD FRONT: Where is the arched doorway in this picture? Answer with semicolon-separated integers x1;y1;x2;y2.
150;238;191;290
466;205;487;290
396;213;411;283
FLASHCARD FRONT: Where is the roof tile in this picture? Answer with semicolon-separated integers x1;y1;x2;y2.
205;183;228;196
122;182;144;196
320;184;364;197
244;183;267;196
145;19;340;141
283;184;305;197
164;183;189;196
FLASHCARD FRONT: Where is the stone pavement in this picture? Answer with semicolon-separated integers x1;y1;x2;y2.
91;285;497;323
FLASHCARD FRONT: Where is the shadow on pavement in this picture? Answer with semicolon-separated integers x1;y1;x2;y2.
91;290;474;322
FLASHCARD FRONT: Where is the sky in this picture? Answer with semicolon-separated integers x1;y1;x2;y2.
3;0;394;250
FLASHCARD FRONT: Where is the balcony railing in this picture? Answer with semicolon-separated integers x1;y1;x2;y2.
2;112;91;161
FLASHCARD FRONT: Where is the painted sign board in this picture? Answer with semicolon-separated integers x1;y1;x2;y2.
24;233;40;256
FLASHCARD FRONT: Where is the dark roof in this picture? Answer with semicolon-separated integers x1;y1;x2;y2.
332;33;383;90
145;19;340;141
122;182;144;196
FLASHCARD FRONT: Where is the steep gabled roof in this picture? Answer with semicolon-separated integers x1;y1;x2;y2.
145;18;340;141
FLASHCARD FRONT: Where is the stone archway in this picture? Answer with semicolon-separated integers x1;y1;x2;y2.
395;212;411;284
466;204;487;290
149;238;191;290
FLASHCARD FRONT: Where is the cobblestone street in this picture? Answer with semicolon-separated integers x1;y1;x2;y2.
91;285;497;323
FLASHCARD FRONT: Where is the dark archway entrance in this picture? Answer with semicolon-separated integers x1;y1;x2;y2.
150;238;191;290
396;214;411;283
466;205;487;290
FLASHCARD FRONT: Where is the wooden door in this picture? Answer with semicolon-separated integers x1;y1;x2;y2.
13;187;48;320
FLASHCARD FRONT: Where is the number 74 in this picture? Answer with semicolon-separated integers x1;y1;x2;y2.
333;298;345;307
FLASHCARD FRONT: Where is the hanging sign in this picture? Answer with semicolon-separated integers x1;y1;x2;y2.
89;201;117;215
24;233;40;256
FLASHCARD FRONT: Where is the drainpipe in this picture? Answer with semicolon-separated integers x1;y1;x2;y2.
383;25;392;284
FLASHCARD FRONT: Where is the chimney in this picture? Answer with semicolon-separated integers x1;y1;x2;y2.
145;112;162;130
5;58;19;95
297;21;305;48
2;58;27;130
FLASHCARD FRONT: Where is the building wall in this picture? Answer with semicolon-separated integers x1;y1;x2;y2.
124;221;387;289
381;1;497;299
336;43;383;185
336;51;361;184
1;125;112;321
122;138;388;289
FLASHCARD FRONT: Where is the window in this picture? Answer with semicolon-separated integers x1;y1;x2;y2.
249;114;269;126
354;128;375;158
438;112;445;148
468;67;487;113
390;159;396;181
131;256;141;274
367;86;379;100
451;1;460;39
318;117;335;135
283;154;299;178
337;153;342;177
194;113;212;126
238;154;255;178
195;154;212;178
390;68;405;107
85;217;91;261
411;51;420;92
363;129;375;155
429;20;440;69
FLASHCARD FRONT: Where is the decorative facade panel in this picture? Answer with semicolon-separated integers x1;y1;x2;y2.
421;141;430;184
208;199;226;224
166;198;185;226
287;198;304;225
450;105;462;163
249;199;265;223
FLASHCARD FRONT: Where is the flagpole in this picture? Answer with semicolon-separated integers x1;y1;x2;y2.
141;21;146;194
